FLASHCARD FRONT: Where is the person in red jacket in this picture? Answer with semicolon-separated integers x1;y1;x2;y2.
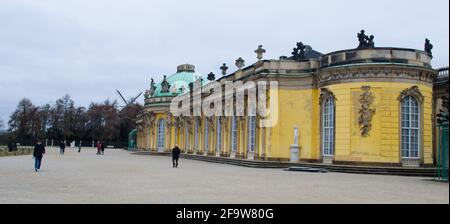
96;141;101;155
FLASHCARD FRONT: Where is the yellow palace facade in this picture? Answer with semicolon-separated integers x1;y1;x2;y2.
136;38;438;167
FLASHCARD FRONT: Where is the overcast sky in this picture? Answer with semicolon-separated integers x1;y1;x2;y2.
0;0;449;129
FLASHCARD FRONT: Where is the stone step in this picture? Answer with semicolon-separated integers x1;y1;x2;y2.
132;151;436;177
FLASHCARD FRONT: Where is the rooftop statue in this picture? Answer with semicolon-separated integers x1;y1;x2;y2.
291;42;306;61
161;75;170;93
357;30;375;49
145;78;156;98
425;38;433;57
368;35;375;48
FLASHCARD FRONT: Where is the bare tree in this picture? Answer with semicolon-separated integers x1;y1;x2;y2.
118;103;143;141
6;95;141;147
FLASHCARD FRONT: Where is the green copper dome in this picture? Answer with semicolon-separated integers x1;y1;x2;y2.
149;64;209;98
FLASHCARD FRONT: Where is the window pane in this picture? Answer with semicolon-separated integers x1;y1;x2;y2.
322;98;334;156
401;96;420;159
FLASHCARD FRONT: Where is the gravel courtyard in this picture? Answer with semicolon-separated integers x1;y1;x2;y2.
0;147;448;204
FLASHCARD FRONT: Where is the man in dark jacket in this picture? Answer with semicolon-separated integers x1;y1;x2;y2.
59;141;65;155
33;140;46;172
172;145;181;168
101;141;105;155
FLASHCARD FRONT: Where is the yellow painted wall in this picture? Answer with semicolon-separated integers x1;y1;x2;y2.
267;88;318;160
325;82;433;164
138;82;433;165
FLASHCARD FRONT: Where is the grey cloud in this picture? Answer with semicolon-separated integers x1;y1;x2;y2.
0;0;448;129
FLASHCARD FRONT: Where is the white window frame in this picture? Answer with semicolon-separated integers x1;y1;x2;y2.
247;115;256;152
216;117;222;151
194;118;199;150
401;96;420;159
231;116;238;152
322;97;334;156
184;124;189;151
204;118;209;152
157;119;165;150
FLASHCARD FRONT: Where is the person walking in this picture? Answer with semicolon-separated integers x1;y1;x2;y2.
33;140;45;172
78;140;82;153
101;142;105;155
96;141;101;155
172;144;181;168
59;140;65;155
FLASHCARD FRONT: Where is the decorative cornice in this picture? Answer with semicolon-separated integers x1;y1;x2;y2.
317;64;436;86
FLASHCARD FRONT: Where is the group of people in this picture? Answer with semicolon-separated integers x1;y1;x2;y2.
59;140;83;154
96;141;105;155
32;141;183;172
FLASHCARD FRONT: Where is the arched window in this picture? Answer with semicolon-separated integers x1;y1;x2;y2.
401;96;420;158
231;116;238;152
204;119;209;152
194;118;199;150
216;117;222;151
248;115;256;152
322;97;335;156
157;119;165;150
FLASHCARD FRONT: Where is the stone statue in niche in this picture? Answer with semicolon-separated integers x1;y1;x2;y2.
358;86;376;137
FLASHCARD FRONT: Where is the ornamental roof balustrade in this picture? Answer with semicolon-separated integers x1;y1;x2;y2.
437;67;449;81
319;47;433;69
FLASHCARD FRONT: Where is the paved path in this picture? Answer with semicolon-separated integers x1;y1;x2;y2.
0;147;448;204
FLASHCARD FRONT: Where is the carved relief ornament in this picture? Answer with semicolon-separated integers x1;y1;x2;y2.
319;88;336;105
397;86;424;103
358;86;376;137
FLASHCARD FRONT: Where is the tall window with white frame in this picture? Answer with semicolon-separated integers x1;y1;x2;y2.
401;96;420;159
216;117;222;152
322;97;335;156
204;119;209;152
184;124;189;152
248;115;256;152
231;116;238;152
194;118;199;151
157;119;165;151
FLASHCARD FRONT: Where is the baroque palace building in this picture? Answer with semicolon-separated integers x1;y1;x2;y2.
135;32;447;167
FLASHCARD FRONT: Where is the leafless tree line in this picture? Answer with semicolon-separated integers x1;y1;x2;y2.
3;94;142;146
